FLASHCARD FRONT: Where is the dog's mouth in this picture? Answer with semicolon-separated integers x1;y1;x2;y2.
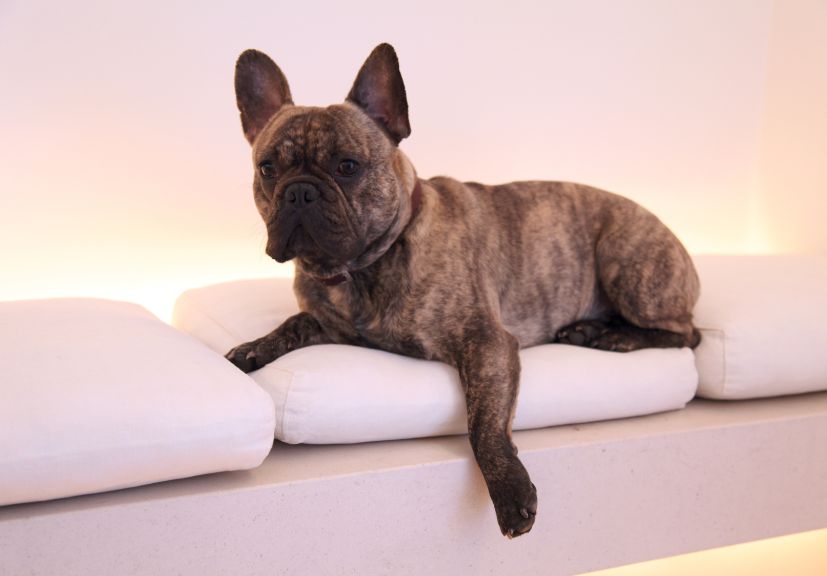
268;227;351;281
265;207;364;274
267;223;308;263
261;176;412;281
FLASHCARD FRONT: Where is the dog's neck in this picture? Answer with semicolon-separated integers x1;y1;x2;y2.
409;179;424;223
315;179;424;287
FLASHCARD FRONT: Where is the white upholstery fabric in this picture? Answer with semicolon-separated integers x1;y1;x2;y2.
0;299;275;506
174;278;698;444
692;254;827;399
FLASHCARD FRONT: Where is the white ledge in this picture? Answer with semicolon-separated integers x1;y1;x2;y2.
2;392;826;575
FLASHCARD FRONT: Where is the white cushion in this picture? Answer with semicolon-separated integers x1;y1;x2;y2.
692;254;827;399
0;299;275;506
173;279;698;444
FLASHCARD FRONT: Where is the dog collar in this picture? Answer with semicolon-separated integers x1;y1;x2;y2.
316;180;423;288
319;272;350;286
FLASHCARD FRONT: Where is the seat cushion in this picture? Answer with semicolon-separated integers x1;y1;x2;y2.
0;299;275;506
692;254;827;399
173;278;698;444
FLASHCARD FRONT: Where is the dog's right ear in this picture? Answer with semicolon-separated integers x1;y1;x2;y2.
234;50;293;145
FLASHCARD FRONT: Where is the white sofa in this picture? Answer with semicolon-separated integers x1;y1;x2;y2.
1;254;826;575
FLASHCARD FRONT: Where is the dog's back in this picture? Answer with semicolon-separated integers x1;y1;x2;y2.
414;177;699;348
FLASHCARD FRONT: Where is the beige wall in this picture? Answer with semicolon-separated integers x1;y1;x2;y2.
759;0;827;254
0;0;822;319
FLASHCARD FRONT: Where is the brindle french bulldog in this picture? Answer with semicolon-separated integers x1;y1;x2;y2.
227;44;701;538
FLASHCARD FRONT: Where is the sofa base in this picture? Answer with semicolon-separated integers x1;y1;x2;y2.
2;392;826;575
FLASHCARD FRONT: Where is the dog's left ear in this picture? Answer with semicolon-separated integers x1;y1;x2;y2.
346;43;411;145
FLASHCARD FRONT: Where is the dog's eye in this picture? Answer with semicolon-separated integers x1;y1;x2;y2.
336;159;360;177
258;161;276;179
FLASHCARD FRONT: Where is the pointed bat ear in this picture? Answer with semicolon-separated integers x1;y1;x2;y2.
346;43;411;145
234;49;293;145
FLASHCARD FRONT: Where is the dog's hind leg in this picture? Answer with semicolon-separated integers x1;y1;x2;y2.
556;315;701;351
558;218;701;351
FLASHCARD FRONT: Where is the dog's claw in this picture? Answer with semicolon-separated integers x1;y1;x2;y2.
492;475;537;538
225;342;262;373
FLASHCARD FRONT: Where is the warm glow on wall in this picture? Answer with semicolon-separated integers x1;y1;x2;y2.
1;0;824;322
582;529;827;576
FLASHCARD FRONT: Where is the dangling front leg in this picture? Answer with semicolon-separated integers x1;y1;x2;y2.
455;323;538;538
225;312;330;373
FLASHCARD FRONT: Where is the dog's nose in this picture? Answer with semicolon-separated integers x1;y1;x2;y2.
285;182;320;206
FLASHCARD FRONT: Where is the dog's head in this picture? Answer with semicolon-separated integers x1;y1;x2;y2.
234;44;417;281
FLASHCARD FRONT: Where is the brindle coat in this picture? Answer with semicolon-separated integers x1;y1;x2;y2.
227;44;701;538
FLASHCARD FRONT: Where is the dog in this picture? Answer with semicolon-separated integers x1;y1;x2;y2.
226;44;701;538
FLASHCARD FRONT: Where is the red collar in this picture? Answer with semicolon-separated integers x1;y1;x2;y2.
319;273;350;286
319;180;423;287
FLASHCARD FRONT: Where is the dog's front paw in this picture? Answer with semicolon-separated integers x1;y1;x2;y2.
489;468;538;538
225;337;274;373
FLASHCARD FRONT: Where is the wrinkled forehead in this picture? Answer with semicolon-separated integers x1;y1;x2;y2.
253;104;382;165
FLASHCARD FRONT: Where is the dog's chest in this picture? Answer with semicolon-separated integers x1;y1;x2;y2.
325;279;432;358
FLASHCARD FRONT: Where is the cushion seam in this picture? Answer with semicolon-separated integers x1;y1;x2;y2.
696;326;727;394
267;364;297;441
